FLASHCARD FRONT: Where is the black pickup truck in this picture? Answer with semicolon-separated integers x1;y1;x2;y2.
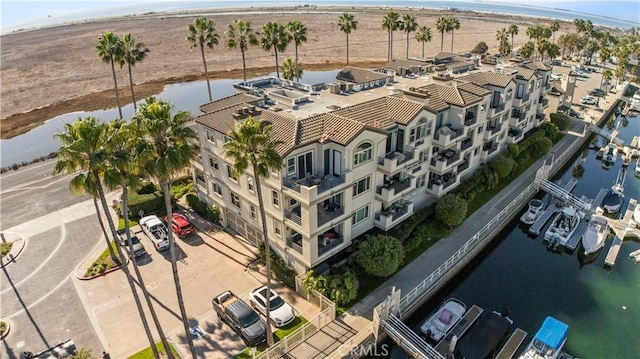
212;291;267;346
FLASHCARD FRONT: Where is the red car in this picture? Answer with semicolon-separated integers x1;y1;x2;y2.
165;213;195;238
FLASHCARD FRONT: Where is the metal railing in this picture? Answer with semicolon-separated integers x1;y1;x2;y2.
284;205;302;226
325;323;375;359
286;235;303;254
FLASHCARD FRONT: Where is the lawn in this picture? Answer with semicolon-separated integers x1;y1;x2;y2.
233;316;308;359
128;341;179;359
0;242;13;258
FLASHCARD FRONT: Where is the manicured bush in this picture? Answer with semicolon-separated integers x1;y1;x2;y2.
472;41;488;54
185;194;220;224
300;269;359;306
136;181;157;195
550;113;571;131
389;204;435;242
436;194;468;228
126;191;174;220
532;137;553;154
490;154;516;179
170;177;195;199
258;244;297;288
356;235;405;277
507;143;520;157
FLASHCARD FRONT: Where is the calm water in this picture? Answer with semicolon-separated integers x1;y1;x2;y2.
392;115;640;358
0;70;340;168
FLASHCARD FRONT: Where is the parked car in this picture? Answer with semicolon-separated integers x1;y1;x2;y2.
550;59;562;66
550;72;563;81
117;230;147;258
580;96;597;105
590;88;606;97
139;215;170;251
165;212;195;238
249;286;296;328
571;65;585;72
575;70;588;78
212;291;267;346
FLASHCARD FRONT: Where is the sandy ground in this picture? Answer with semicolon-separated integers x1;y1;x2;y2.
0;5;575;138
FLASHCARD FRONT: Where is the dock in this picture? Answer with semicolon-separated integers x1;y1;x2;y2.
605;198;640;266
529;206;558;236
565;221;588;251
435;305;483;356
495;328;528;359
589;188;608;216
605;236;623;266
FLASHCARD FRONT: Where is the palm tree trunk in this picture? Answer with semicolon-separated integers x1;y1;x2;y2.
511;35;514;57
406;33;409;59
162;180;197;358
253;171;274;346
440;31;444;51
450;31;454;52
241;50;247;83
200;45;213;102
93;197;118;263
346;33;350;65
387;31;391;62
390;31;394;61
93;171;158;358
422;42;425;58
295;45;300;82
110;58;123;119
122;188;173;359
127;64;137;110
274;48;280;78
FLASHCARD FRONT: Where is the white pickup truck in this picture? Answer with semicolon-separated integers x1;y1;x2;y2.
139;215;170;251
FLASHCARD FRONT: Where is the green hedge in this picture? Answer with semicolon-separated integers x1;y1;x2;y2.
185;194;220;224
258;244;297;288
388;204;435;242
550;113;571;131
126;191;176;220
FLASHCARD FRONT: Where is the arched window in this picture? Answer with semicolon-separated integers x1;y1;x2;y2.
353;142;372;166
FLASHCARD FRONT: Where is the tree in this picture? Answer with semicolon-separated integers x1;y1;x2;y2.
550;19;560;43
436;17;448;51
53;117;159;357
508;23;519;57
381;11;400;61
537;39;550;61
447;17;461;52
356;235;405;277
490;154;516;179
224;116;283;346
520;41;535;60
287;21;307;79
471;41;488;54
414;25;432;58
546;42;561;62
261;21;290;79
119;33;149;110
280;58;303;81
337;12;358;65
400;14;417;59
186;17;220;102
134;97;200;358
496;28;510;58
96;31;124;119
225;20;259;83
435;193;467;228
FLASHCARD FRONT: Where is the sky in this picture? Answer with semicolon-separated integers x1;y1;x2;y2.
1;0;639;34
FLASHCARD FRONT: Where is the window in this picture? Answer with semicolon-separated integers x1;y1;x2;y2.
274;220;282;236
272;190;280;207
480;102;487;111
230;192;241;208
286;158;295;175
528;80;535;93
223;135;231;143
213;183;223;197
209;157;218;170
477;126;483;134
417;174;426;188
250;205;257;219
247;176;254;191
206;129;216;143
352;176;371;197
409;118;431;143
353;142;372;166
506;89;513;101
418;150;428;163
227;165;238;181
352;204;370;225
474;147;480;156
516;83;525;99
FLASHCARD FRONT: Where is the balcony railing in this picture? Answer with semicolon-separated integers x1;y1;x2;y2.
457;160;470;173
464;113;477;126
378;146;416;166
511;109;525;120
490;103;505;115
488;122;502;135
434;126;464;141
318;235;343;256
539;97;549;107
483;143;499;154
317;205;345;227
195;177;206;188
282;173;345;195
460;138;473;151
284;204;302;226
286;234;303;255
508;127;523;138
516;93;530;102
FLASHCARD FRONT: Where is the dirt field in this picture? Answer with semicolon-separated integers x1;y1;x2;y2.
0;5;575;138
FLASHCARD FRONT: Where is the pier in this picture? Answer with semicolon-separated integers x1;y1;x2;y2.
605;198;640;266
495;328;528;359
589;188;608;216
529;206;559;236
565;221;587;251
434;305;483;355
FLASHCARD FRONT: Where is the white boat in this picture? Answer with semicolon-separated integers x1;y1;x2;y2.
420;298;466;342
630;91;640;112
520;199;545;225
581;216;609;255
630;249;640;263
602;143;618;163
635;158;640;177
544;206;582;250
519;316;569;359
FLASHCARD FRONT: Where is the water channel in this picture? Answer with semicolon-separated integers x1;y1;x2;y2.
389;113;640;358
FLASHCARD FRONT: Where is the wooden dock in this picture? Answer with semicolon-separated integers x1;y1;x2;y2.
529;207;558;236
565;221;587;251
495;328;528;359
605;236;623;266
605;198;640;266
589;188;608;215
435;305;483;356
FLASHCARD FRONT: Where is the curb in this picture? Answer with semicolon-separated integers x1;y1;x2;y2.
75;263;124;281
0;236;26;269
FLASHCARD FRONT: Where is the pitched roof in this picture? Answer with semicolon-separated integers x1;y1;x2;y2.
412;82;487;108
434;51;459;61
523;61;551;72
330;95;425;129
515;67;536;80
199;93;262;113
296;113;370;147
336;67;392;84
458;72;514;88
387;58;432;69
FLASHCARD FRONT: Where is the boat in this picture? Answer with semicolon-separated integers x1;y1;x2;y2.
602;185;624;214
581;216;609;255
630;91;640;112
544;206;582;250
602;143;618;164
520;199;545;225
635;158;640;177
455;308;513;359
420;298;466;342
634;202;640;224
518;316;569;359
630;249;640;263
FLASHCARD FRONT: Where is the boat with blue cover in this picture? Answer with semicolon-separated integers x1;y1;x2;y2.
518;316;569;359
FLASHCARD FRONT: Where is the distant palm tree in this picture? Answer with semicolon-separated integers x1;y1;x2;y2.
134;97;200;359
436;17;448;51
96;31;124;119
520;41;535;60
381;11;400;61
414;25;432;58
225;20;259;83
550;19;560;43
599;46;612;88
508;24;519;56
186;17;220;102
337;12;358;65
224;116;283;347
53;117;158;357
447;17;461;52
119;33;149;110
287;21;307;81
496;28;511;58
400;14;418;59
261;21;290;78
280;58;303;81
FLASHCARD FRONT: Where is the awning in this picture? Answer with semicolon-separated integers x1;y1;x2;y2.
533;316;569;350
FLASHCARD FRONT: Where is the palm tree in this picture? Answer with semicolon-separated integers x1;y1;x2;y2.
186;17;220;102
224;116;283;347
225;20;259;83
104;119;174;358
436;17;448;52
287;21;307;81
550;20;560;43
134;97;200;358
447;17;461;52
400;14;417;59
261;21;290;78
53;117;159;357
599;46;612;88
119;33;149;110
280;58;303;81
337;12;358;65
414;25;432;58
496;28;511;58
381;11;400;61
508;24;519;56
96;31;124;119
520;41;535;60
546;42;561;63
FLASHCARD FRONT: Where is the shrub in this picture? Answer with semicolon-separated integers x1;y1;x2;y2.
126;191;173;219
472;41;488;54
490;154;516;179
436;194;468;228
507;143;520;157
389;204;435;242
550;113;571;131
300;269;359;306
532;138;553;154
137;181;157;194
171;177;195;199
186;194;220;224
356;235;405;277
258;244;297;288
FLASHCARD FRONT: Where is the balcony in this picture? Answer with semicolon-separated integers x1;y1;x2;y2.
284;204;302;227
457;160;470;173
195;175;206;189
539;96;549;108
489;103;506;117
375;175;416;203
507;127;524;144
286;233;303;255
487;122;502;136
483;142;499;156
460;137;473;151
318;228;343;257
282;173;347;201
374;200;415;231
464;112;477;126
426;173;458;196
317;202;346;227
433;126;464;148
430;149;461;173
511;108;526;121
513;92;530;107
377;146;416;173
